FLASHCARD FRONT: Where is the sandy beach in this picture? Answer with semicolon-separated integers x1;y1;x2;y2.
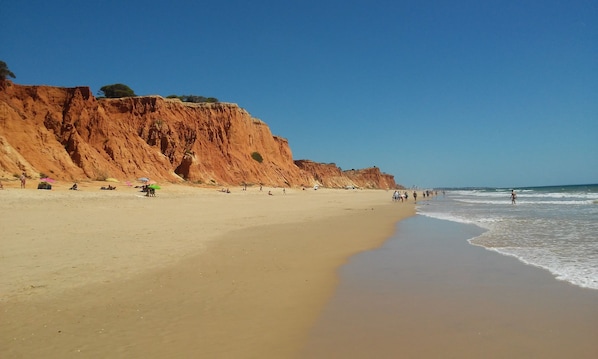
0;180;414;358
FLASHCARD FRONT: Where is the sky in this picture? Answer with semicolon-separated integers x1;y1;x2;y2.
2;0;596;188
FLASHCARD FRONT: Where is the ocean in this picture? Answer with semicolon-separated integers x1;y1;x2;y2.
418;184;598;290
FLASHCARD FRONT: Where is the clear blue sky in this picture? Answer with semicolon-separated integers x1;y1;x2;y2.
2;0;596;188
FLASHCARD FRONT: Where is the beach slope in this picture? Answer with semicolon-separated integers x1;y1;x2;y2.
0;183;414;358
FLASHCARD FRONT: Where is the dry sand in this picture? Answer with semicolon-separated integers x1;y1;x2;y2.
0;180;414;358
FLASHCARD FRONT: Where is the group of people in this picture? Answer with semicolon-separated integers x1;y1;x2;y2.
392;189;443;203
4;174;519;207
136;184;156;196
392;190;418;202
227;186;285;196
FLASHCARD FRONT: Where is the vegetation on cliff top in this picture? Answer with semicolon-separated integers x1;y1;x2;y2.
2;61;218;103
0;60;16;85
167;94;219;103
98;83;136;98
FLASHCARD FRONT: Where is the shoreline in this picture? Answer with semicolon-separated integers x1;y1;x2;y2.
1;183;415;357
301;215;598;358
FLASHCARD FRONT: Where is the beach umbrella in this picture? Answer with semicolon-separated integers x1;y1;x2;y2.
138;177;149;183
105;178;119;183
148;184;161;190
40;177;55;183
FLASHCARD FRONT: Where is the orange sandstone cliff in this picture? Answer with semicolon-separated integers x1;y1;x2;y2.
0;83;399;189
294;160;400;189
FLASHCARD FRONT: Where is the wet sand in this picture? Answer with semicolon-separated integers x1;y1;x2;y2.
301;215;598;358
0;181;414;358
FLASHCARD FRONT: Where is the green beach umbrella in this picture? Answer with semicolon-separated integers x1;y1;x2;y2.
148;184;161;190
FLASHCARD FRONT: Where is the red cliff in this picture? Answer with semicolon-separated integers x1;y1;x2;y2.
295;160;400;189
0;83;400;189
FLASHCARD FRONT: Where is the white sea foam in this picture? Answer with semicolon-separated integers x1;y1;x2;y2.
454;199;594;205
479;246;598;290
422;185;598;290
416;210;475;225
449;189;598;201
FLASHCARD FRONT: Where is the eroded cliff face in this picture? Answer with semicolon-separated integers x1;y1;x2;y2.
0;83;399;189
295;160;400;189
344;167;400;190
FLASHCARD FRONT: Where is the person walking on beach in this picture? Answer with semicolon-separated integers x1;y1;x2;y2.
511;190;517;204
20;172;26;188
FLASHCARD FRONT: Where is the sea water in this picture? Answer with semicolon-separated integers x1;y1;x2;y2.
417;184;598;290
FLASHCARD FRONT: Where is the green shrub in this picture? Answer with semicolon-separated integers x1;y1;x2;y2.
0;60;16;82
251;152;263;163
98;83;136;98
167;94;219;103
